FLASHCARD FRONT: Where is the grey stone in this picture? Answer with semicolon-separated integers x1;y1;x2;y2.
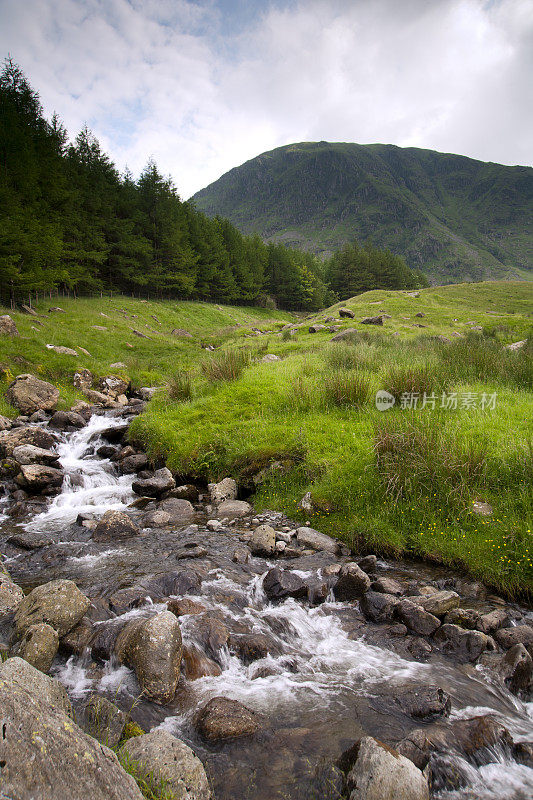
417;590;460;616
6;374;60;414
0;425;57;456
14;578;90;638
12;444;60;465
216;499;252;519
477;608;510;634
497;644;533;693
158;497;195;523
371;576;403;596
16;463;63;490
16;622;59;673
49;410;86;430
132;467;175;497
196;696;261;741
263;568;307;601
346;736;429;800
0;657;72;716
338;307;355;318
120;729;212;800
360;591;399;623
93;510;140;541
334;563;371;600
396;599;440;636
360;315;384;325
0;573;24;616
0;314;19;336
250;524;276;555
296;526;339;553
209;477;237;504
433;623;488;662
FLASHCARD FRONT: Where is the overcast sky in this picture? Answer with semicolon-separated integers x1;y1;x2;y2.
1;0;531;197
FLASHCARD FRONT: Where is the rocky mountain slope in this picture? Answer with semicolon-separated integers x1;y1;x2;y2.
192;142;533;283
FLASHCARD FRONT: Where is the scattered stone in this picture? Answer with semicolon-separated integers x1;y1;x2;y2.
16;622;59;673
345;736;429;800
16;463;63;491
334;562;371;600
170;328;194;338
232;546;250;564
0;314;19;335
494;625;533;650
360;315;383;325
309;324;326;333
93;510;140;541
371;576;403;596
360;591;400;623
83;389;111;405
472;500;493;516
296;526;339;554
6;374;59;414
416;590;460;616
158;497;195;523
261;354;281;362
396;685;451;719
132;467;175;497
331;328;357;341
45;344;77;356
91;324;108;331
216;499;252;519
115;611;182;704
433;624;488;662
196;697;261;741
396;599;440;636
143;509;171;528
505;340;527;351
48;307;65;313
338;307;355;318
109;361;127;369
14;578;90;638
250;524;276;556
263;567;307;601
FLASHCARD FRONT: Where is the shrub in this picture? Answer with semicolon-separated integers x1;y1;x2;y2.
201;348;251;382
166;370;192;401
324;370;371;408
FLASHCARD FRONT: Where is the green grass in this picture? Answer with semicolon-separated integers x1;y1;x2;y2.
1;282;532;594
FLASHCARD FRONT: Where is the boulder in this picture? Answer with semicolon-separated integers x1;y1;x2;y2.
16;622;59;673
45;344;78;356
338;307;355;318
16;463;63;491
118;453;149;474
477;608;510;634
115;611;182;704
371;577;404;596
84;388;112;405
360;315;384;325
250;524;276;556
167;598;206;618
309;324;326;333
132;467;175;497
0;656;72;716
97;375;129;397
48;410;86;430
143;509;171;528
209;477;237;504
196;697;261;741
230;633;279;664
433;623;488;662
497;643;533;693
7;530;55;549
494;624;533;649
444;608;482;630
12;444;60;466
120;729;212;800
158;497;195;523
0;572;25;616
346;736;429;800
14;578;90;638
396;685;451;719
334;563;371;600
93;510;140;541
296;526;339;554
395;599;440;636
83;694;129;748
0;314;19;335
0;425;57;457
331;328;357;342
416;590;460;616
396;729;433;770
360;591;400;623
73;369;93;390
216;499;252;519
0;658;143;800
6;374;59;414
263;567;308;601
185;614;230;657
182;644;222;680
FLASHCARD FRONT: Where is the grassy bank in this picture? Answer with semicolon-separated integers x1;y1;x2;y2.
1;282;532;593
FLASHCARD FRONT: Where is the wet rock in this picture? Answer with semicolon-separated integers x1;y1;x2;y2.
495;624;533;649
115;611;182;704
444;608;482;629
6;373;60;414
16;463;63;491
14;578;90;639
232;545;251;563
0;314;19;335
142;569;202;598
360;315;384;325
334;563;371;600
158;497;195;523
132;467;175;497
433;624;488;662
83;694;129;748
0;658;143;800
168;483;199;501
119;452;149;473
60;616;94;655
0;425;57;456
338;307;355;318
435;715;511;761
513;741;533;767
182;643;222;680
167;598;206;617
142;508;171;527
396;685;451;719
0;572;25;616
263;567;307;601
93;509;140;541
97;444;117;458
250;524;276;556
477;608;511;634
395;599;440;636
416;590;460;616
497;643;533;693
196;696;261;741
176;543;208;560
108;587;150;615
216;499;252;519
230;632;279;664
209;477;237;504
99;422;129;442
371;577;403;596
296;525;339;554
357;555;378;572
16;622;59;673
120;729;212;800
396;728;432;770
345;736;429;800
0;656;72;716
185;614;230;657
12;444;60;466
49;410;86;430
360;591;400;623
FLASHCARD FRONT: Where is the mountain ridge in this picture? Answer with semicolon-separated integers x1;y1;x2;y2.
192;141;533;283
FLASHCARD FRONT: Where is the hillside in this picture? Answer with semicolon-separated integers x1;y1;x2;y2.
192;142;533;283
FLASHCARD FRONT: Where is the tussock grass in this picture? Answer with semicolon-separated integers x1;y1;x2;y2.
166;370;192;401
201;348;251;382
440;333;533;390
383;364;451;402
324;370;371;408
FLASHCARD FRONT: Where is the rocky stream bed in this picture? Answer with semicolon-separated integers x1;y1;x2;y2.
0;374;532;799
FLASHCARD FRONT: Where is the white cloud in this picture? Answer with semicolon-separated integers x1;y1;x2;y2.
0;0;531;198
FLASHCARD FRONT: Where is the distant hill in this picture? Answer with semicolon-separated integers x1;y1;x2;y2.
192;142;533;283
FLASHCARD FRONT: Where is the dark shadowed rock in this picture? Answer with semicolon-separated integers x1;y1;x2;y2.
360;315;384;325
263;567;307;601
49;410;86;430
360;591;400;623
196;696;261;741
477;608;510;634
185;614;230;657
93;509;140;541
167;598;206;617
6;374;59;414
338;307;355;318
396;599;440;636
83;694;129;748
132;467;175;497
334;562;371;600
396;685;451;719
494;625;533;649
230;632;280;664
118;453;149;474
497;643;533;694
433;624;488;662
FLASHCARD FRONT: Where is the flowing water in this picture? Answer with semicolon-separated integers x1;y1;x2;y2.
1;414;532;799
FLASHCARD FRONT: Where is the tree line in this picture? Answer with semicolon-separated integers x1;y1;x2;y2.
0;59;426;311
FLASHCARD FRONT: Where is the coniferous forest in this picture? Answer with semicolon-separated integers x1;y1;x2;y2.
0;59;425;310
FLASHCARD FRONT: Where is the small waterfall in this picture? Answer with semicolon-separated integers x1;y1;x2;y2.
25;414;134;533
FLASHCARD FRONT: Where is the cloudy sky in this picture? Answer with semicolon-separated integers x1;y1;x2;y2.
1;0;531;197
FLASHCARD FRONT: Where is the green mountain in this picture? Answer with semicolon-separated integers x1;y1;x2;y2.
192;142;533;283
